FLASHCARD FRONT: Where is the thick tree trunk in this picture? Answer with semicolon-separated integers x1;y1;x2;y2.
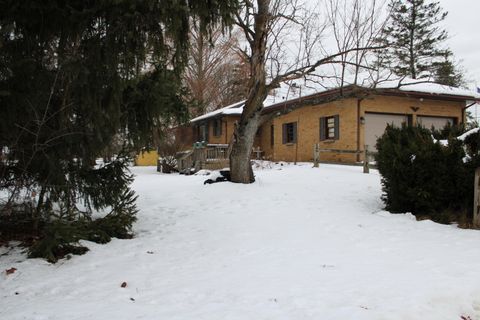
229;112;261;183
229;0;270;184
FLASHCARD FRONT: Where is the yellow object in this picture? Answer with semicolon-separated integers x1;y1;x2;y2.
134;150;158;166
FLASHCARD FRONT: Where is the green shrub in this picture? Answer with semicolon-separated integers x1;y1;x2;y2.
29;189;137;263
25;157;138;263
375;124;473;224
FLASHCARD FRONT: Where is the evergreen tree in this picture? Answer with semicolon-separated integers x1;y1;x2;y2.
433;50;465;87
0;0;237;261
379;0;448;79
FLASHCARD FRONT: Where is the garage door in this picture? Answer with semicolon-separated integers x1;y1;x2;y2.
417;116;454;130
365;113;408;151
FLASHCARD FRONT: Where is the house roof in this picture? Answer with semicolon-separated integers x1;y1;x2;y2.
190;76;480;123
190;100;246;122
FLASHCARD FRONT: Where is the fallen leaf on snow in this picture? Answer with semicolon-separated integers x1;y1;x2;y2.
6;267;17;275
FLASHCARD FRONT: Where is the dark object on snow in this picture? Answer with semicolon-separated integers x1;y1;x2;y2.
121;282;127;288
220;170;231;180
5;267;17;275
204;170;231;185
179;167;195;175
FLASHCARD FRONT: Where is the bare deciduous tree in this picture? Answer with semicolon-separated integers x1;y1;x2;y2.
229;0;386;183
185;24;249;116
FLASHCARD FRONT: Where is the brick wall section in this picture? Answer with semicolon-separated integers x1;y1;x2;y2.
175;94;464;164
261;99;358;163
259;95;464;164
207;116;239;145
260;119;274;160
205;115;263;150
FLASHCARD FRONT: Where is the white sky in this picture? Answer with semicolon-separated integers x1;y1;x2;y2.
441;0;480;89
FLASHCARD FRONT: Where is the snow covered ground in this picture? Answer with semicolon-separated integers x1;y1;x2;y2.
1;163;480;320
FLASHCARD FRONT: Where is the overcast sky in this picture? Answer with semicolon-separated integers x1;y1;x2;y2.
441;0;480;89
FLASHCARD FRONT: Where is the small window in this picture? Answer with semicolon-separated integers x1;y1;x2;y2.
197;123;209;142
270;125;274;146
282;122;297;144
212;119;222;137
320;115;339;140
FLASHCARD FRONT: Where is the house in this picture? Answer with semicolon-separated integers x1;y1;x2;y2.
174;79;480;166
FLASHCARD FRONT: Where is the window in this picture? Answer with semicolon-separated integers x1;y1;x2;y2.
270;125;274;146
197;123;209;142
320;115;339;140
282;122;297;144
212;119;222;136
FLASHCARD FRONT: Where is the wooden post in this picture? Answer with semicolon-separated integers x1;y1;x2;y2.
313;143;320;168
363;145;369;174
473;168;480;227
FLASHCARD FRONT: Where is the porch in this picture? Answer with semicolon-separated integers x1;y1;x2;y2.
176;143;264;173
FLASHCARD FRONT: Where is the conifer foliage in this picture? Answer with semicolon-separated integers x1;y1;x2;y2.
433;50;465;87
379;0;448;79
0;0;237;261
375;124;479;225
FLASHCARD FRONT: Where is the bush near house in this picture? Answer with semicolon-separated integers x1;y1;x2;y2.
375;124;480;225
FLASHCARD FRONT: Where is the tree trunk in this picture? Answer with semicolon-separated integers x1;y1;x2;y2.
409;2;417;79
229;0;270;184
229;113;261;183
33;186;46;233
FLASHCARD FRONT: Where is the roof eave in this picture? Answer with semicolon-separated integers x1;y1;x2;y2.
375;88;479;102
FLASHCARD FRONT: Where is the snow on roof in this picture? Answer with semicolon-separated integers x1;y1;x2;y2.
190;74;480;123
190;100;245;122
373;78;480;99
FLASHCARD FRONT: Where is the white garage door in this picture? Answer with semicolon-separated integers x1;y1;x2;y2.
365;113;408;151
417;116;454;130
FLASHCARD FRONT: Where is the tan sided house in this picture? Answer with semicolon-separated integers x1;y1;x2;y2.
173;80;480;170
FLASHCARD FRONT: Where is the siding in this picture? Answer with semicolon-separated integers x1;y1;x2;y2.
206;116;239;145
135;150;159;166
175;94;464;164
258;95;464;164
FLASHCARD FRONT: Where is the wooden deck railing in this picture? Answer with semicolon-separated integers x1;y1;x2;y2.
177;144;231;172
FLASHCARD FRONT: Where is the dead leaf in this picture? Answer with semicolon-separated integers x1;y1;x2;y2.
6;267;17;275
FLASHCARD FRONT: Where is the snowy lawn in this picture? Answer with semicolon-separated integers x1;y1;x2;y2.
1;163;480;320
